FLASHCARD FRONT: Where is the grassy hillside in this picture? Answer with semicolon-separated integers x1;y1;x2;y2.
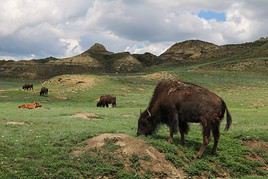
0;65;267;178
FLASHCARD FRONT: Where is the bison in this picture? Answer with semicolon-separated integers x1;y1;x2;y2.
137;79;232;158
97;95;116;108
18;102;42;109
40;87;48;96
22;84;33;90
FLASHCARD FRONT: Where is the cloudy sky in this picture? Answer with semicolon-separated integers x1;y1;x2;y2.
1;0;268;60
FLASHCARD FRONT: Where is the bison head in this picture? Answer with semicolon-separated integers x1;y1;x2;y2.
137;109;154;136
34;102;42;108
96;101;101;107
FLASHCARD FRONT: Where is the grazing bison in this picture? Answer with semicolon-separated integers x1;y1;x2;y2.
22;84;33;90
40;87;48;96
137;79;232;158
97;95;116;108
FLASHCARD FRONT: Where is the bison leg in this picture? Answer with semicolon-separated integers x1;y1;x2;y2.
167;110;178;144
179;128;185;145
212;123;220;155
168;129;174;144
179;121;189;145
197;126;211;158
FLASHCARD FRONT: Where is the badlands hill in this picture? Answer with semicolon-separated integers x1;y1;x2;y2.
160;38;268;62
1;38;268;79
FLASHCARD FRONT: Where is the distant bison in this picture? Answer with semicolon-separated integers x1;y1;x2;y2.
97;95;116;108
40;87;48;96
22;84;33;90
137;79;232;158
18;102;42;109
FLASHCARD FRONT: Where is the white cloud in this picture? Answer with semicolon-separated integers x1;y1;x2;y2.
0;0;268;60
125;42;174;55
60;38;82;57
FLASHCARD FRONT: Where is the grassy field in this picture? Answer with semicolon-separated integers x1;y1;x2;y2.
0;64;268;178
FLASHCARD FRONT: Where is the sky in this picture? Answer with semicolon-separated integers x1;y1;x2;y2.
0;0;268;60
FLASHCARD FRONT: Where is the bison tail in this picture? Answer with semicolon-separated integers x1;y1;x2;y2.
222;100;232;131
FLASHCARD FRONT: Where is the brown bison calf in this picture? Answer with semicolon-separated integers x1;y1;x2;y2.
97;95;116;107
137;79;232;158
18;102;42;109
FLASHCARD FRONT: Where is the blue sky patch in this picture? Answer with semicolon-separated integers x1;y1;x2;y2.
198;10;226;22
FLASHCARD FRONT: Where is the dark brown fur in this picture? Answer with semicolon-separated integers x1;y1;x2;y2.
97;95;116;108
137;79;232;158
40;87;48;96
22;84;33;90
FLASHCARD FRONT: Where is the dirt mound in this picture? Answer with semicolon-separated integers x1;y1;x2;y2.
143;72;177;81
244;140;268;152
43;75;97;92
244;140;268;172
73;133;185;178
72;112;99;120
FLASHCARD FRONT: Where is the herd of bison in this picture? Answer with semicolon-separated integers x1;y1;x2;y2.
21;79;232;158
22;84;48;96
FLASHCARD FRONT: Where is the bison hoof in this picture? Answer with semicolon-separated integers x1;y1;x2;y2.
211;150;217;155
196;152;203;159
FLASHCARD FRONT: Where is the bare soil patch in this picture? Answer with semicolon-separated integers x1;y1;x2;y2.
0;96;8;98
55;96;68;100
72;112;100;120
246;153;266;163
0;89;14;92
244;140;268;172
72;133;185;178
250;100;266;108
143;71;177;81
6;121;28;126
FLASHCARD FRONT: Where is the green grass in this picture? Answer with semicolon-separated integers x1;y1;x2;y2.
0;62;268;178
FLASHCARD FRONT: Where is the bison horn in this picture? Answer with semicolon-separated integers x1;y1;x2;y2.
147;109;152;117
